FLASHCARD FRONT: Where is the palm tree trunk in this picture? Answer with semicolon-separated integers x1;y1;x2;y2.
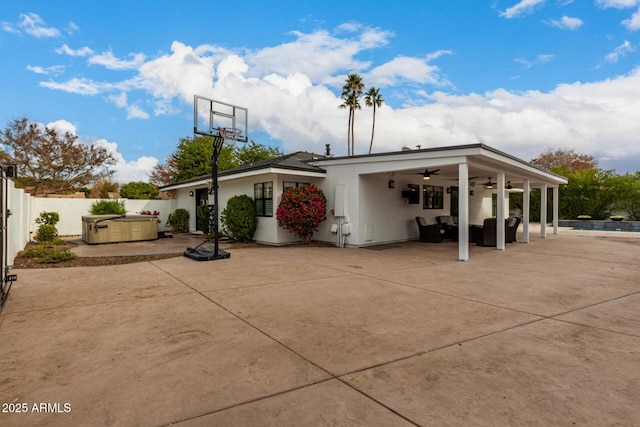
351;109;355;156
369;104;376;155
347;108;352;156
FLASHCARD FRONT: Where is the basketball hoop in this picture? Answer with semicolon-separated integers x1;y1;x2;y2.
219;127;242;141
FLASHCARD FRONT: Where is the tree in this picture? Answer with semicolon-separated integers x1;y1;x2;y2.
611;172;640;220
339;74;364;156
276;185;327;244
234;140;283;165
364;87;384;155
150;136;283;186
0;117;116;195
119;181;159;199
531;148;597;173
90;179;119;198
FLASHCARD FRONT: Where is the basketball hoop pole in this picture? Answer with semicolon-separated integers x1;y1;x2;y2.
210;134;230;259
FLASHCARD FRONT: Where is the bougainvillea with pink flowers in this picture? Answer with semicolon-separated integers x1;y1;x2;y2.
276;185;327;244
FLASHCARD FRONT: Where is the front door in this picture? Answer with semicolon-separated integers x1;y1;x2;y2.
195;188;209;232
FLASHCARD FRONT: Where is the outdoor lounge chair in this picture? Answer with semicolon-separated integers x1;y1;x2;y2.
436;215;458;240
506;216;521;243
470;218;498;247
471;217;521;246
416;217;444;243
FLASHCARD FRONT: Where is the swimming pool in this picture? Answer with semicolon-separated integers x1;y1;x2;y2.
558;220;640;232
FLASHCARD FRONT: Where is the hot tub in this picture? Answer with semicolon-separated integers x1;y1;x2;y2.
82;215;159;244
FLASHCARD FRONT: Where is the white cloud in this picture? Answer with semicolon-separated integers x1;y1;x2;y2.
126;104;150;119
514;54;554;68
595;0;640;8
92;139;158;183
546;16;584;30
247;27;392;84
605;40;634;62
88;50;146;70
107;92;128;108
40;77;110;95
135;41;218;104
500;0;546;18
1;21;20;34
18;13;60;38
36;24;640;171
622;7;640;29
66;21;79;35
56;44;94;57
27;64;65;75
366;55;450;87
46;119;77;135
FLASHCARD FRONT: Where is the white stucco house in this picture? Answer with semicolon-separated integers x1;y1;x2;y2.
160;144;568;261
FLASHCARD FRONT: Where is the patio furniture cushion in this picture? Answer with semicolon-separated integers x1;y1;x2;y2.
436;215;456;226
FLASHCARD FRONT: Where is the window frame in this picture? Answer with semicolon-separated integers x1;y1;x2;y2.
254;181;274;217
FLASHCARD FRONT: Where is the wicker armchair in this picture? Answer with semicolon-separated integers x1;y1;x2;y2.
470;218;498;247
415;217;444;243
506;217;521;243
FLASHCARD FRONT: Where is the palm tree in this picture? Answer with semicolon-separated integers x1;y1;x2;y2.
338;93;352;156
340;74;364;156
364;87;384;155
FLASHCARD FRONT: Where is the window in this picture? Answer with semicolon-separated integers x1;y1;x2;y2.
492;193;497;217
423;185;444;209
254;182;273;217
283;181;310;191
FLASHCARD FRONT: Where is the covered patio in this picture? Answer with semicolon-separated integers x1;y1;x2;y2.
310;144;568;260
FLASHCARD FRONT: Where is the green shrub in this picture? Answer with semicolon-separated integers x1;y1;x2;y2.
120;181;159;199
23;245;75;263
35;211;60;226
167;208;189;232
221;195;258;242
196;204;216;238
90;200;127;215
35;224;58;242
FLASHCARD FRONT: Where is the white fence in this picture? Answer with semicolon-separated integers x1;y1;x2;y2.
5;180;177;266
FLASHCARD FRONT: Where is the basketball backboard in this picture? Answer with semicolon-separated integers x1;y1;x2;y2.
193;95;248;142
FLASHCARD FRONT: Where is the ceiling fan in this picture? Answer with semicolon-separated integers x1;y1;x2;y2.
410;168;440;181
482;178;496;189
505;181;513;190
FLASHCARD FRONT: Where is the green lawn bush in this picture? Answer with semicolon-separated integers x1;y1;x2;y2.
167;208;189;232
221;195;258;242
90;200;127;215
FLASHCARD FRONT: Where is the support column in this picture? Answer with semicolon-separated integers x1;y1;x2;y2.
522;179;530;243
553;185;559;235
496;172;506;250
458;163;469;261
540;183;548;238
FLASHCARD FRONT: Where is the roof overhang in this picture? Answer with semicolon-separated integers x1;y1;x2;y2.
308;144;568;186
160;167;326;192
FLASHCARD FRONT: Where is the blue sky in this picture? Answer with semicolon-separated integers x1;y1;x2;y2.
2;0;640;182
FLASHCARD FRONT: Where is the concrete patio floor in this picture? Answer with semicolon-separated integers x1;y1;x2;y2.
1;229;639;426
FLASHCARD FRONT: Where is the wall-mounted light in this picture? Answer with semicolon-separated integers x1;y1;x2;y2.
189;191;194;197
388;179;395;189
470;190;475;196
446;187;451;194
